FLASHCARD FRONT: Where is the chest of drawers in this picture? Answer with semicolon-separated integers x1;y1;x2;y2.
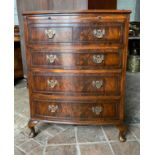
23;10;131;142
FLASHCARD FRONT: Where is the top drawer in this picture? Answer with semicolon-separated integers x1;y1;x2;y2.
26;14;127;25
27;23;124;44
26;15;125;45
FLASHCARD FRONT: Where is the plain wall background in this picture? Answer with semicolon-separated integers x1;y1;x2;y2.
117;0;140;21
14;0;18;25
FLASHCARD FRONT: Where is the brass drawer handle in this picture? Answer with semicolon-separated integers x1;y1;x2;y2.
47;80;58;88
93;54;104;63
92;80;103;89
97;16;102;20
46;54;57;63
48;105;58;113
92;106;103;115
93;29;105;38
45;29;55;39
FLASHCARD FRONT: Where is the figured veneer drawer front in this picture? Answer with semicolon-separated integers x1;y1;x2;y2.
31;72;121;96
27;23;123;44
30;49;122;69
28;26;72;43
32;99;119;120
73;24;123;43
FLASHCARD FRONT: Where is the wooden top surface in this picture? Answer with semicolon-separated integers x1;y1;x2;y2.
23;10;131;15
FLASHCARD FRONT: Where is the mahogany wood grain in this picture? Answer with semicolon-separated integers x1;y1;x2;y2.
32;99;120;121
31;72;121;96
26;14;128;24
30;49;122;69
27;21;124;45
23;10;131;15
23;10;131;142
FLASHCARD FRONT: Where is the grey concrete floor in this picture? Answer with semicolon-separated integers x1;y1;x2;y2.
14;72;140;155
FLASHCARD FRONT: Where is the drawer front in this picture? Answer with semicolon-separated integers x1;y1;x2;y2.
28;26;72;43
27;14;127;24
32;99;119;121
31;72;121;96
28;23;123;44
30;49;122;69
73;24;123;43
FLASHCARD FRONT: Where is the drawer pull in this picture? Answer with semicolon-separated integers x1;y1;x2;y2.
93;54;104;63
93;29;105;38
97;16;102;20
47;80;58;88
48;16;52;20
92;80;103;89
46;54;57;63
45;29;55;39
92;106;103;115
48;105;58;113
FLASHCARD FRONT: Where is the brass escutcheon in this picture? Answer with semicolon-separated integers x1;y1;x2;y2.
47;80;58;88
93;54;104;63
92;80;103;89
45;29;55;39
46;54;57;63
48;105;58;113
92;106;103;115
93;29;105;38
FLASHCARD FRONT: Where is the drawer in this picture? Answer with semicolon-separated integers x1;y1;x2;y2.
32;99;120;121
28;26;72;43
27;23;123;44
31;72;121;96
27;14;127;24
73;24;123;43
30;49;122;69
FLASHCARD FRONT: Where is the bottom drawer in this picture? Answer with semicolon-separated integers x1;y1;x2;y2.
32;99;120;121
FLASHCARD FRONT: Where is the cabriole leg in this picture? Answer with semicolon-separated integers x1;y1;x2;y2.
116;124;128;142
28;120;38;138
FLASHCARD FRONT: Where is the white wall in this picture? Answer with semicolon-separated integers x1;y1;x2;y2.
14;0;18;25
117;0;140;21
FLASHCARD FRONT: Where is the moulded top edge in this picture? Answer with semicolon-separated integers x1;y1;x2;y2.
23;10;131;15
